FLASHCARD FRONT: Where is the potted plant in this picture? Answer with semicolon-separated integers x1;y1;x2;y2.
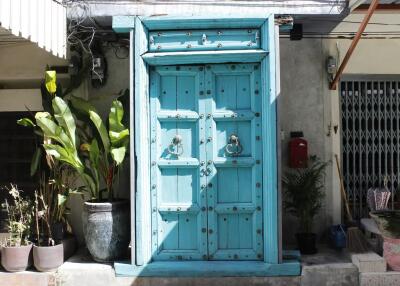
0;185;33;272
31;178;64;272
27;92;130;262
69;95;130;262
18;71;79;263
282;156;328;255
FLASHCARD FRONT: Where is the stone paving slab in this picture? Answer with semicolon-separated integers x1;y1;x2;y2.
360;272;400;286
351;252;387;273
301;263;359;286
0;271;55;286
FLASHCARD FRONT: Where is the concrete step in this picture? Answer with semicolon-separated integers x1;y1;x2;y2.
301;263;359;286
360;272;400;286
351;252;387;273
0;271;55;286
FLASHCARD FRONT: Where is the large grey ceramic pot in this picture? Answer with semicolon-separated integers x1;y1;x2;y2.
1;244;32;272
82;200;130;262
33;244;64;272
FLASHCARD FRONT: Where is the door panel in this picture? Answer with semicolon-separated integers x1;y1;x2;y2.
206;64;263;261
150;63;263;261
150;66;208;261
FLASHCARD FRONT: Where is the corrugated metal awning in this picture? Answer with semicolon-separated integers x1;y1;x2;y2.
0;0;67;58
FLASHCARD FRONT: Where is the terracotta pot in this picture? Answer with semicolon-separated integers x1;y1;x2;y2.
82;200;130;262
383;236;400;271
0;244;32;272
33;244;64;272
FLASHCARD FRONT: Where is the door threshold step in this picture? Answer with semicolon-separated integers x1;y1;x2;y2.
114;260;301;277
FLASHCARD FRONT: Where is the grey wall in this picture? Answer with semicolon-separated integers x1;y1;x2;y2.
279;38;329;245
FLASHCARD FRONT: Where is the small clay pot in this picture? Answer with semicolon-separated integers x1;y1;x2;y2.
33;244;64;272
1;244;33;272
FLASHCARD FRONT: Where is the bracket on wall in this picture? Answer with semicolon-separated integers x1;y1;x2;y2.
329;0;379;90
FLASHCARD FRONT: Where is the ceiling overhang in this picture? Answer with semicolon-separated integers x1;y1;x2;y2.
0;0;67;58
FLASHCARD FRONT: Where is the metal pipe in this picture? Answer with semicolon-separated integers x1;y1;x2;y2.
329;0;379;90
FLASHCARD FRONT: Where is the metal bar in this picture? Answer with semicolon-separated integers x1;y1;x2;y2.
355;4;400;11
329;0;379;90
357;81;362;218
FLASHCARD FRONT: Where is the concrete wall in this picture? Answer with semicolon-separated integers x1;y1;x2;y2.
0;42;129;244
279;13;400;245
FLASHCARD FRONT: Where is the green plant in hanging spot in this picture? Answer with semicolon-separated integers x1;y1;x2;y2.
70;95;129;201
282;156;329;233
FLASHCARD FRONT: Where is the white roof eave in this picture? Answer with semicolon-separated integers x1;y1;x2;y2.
0;0;67;58
67;0;349;18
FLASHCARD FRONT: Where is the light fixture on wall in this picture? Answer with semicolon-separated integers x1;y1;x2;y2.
326;56;337;81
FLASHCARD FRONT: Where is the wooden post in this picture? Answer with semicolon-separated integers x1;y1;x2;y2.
329;0;379;90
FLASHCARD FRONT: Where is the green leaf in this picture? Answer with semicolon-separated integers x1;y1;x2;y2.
89;139;100;167
69;95;98;116
52;97;77;146
89;110;110;152
109;100;125;132
43;144;84;173
35;114;74;150
111;146;127;165
57;194;67;207
109;129;129;147
109;100;129;146
30;147;42;176
17;118;36;128
81;172;97;199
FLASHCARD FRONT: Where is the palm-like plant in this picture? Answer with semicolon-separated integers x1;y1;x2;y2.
282;156;328;233
69;96;129;201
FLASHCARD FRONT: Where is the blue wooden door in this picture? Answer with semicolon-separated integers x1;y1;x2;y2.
150;63;263;261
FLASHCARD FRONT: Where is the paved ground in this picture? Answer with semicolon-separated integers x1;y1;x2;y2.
1;245;400;286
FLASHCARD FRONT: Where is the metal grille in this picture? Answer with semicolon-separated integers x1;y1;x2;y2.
340;78;400;219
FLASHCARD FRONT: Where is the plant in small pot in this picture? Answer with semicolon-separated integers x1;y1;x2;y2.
0;185;34;272
69;96;130;262
31;177;66;272
282;155;328;255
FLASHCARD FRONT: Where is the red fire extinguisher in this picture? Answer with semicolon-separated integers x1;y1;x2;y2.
289;132;308;168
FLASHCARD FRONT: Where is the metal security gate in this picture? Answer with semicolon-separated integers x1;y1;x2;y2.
150;63;263;261
340;78;400;219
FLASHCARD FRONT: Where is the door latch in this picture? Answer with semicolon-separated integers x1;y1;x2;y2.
167;134;184;156
225;134;243;157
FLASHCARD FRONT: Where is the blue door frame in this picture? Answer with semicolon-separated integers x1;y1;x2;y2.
113;15;300;277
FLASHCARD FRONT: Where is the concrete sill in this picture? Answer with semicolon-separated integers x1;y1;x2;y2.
114;260;301;277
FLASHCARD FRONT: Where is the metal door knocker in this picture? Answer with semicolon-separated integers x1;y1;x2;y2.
225;134;243;156
167;134;184;156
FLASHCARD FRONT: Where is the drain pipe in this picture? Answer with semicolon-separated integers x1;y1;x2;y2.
329;0;379;90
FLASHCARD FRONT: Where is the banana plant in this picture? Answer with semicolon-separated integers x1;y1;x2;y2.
70;96;129;201
18;97;97;199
